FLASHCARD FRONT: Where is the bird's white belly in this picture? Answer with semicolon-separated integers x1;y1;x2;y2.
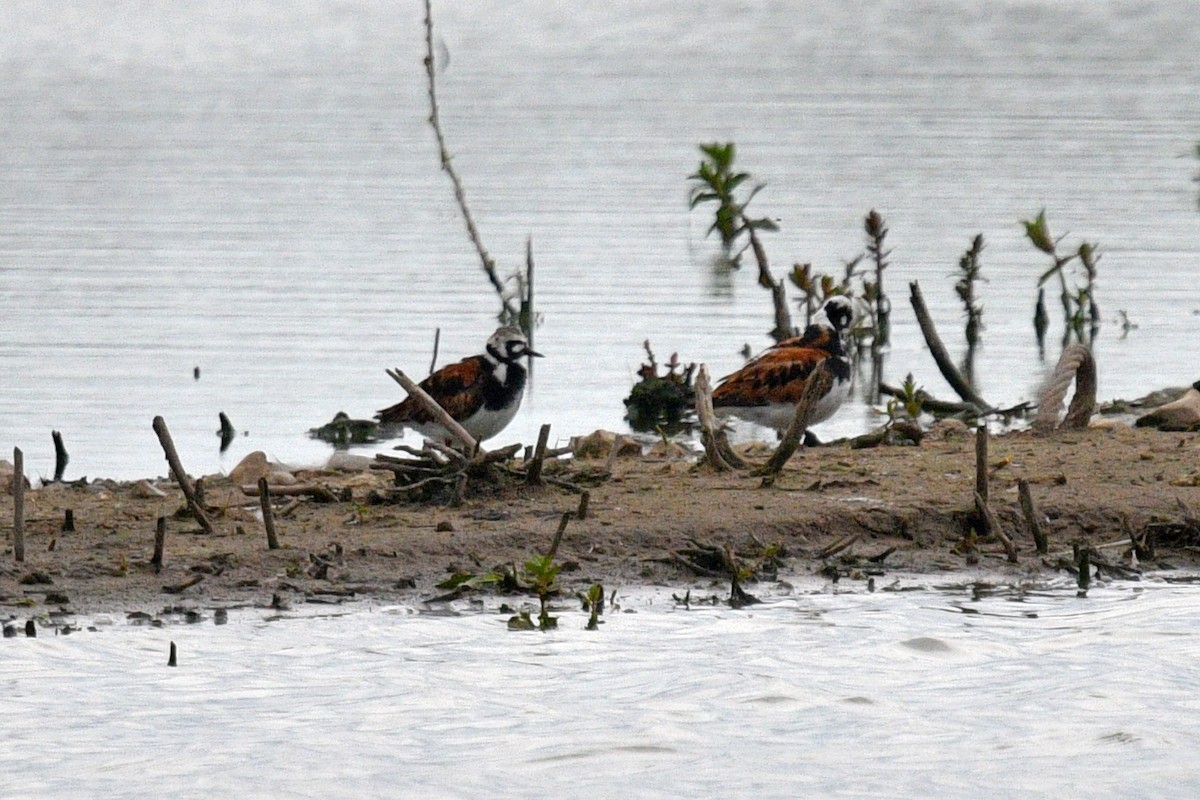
717;375;851;432
411;397;523;443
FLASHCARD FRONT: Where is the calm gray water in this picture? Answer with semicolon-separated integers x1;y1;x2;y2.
2;0;1199;480
4;577;1200;798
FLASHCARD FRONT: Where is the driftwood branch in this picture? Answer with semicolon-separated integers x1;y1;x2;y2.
151;416;215;535
757;361;835;485
240;484;345;503
909;281;991;411
421;0;517;319
1033;344;1096;433
694;365;745;471
386;368;479;456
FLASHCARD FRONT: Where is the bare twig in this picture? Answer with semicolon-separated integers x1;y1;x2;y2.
385;368;479;456
546;512;571;561
758;361;834;485
909;281;991;410
975;491;1018;563
421;0;517;319
162;574;205;595
1018;479;1048;554
817;532;860;560
429;327;441;375
151;416;215;535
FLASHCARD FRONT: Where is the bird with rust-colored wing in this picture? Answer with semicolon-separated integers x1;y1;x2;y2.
378;326;542;443
712;295;854;434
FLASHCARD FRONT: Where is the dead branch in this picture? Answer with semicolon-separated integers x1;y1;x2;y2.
385;368;479;456
151;416;215;535
817;532;860;559
421;0;517;319
240;484;345;503
694;365;743;471
757;361;834;485
974;491;1018;563
1017;479;1048;554
909;281;991;411
746;226;794;340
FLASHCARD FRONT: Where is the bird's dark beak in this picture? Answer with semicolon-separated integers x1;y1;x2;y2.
526;349;545;359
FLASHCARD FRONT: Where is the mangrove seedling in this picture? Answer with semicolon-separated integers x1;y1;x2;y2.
863;209;892;348
623;340;696;434
1021;209;1101;345
789;262;849;329
955;234;986;349
522;553;560;630
584;583;604;630
689;142;794;340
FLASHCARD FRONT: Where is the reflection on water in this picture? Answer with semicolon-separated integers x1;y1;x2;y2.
4;578;1200;798
2;0;1199;480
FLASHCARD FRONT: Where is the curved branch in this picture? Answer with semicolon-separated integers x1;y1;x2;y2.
909;281;991;411
423;0;517;319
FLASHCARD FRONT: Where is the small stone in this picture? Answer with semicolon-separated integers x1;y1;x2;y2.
324;452;375;472
229;451;272;485
131;480;169;498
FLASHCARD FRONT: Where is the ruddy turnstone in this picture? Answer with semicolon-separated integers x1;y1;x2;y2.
712;295;854;433
378;325;542;443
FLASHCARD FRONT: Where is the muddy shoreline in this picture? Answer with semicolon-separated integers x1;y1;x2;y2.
2;426;1199;619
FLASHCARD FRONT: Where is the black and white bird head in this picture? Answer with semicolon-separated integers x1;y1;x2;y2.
484;325;543;365
814;295;855;336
